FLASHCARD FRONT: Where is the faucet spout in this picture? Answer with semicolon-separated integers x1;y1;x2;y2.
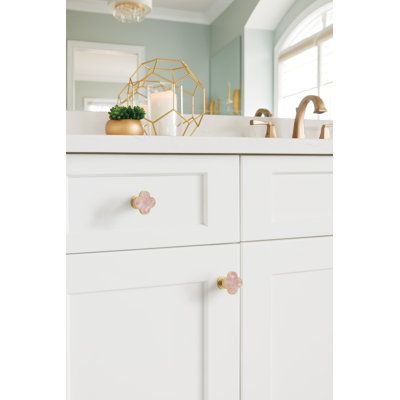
292;95;327;138
255;108;273;117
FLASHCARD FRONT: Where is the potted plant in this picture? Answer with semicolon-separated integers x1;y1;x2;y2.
105;105;146;135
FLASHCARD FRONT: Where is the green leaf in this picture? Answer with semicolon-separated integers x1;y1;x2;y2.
108;105;146;120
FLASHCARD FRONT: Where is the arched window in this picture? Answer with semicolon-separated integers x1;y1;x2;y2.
276;3;333;119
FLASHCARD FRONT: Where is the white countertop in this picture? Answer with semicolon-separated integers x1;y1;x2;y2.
66;135;333;155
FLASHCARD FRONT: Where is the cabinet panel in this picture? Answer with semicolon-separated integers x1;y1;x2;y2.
242;237;332;400
67;154;239;253
67;244;240;400
241;156;332;240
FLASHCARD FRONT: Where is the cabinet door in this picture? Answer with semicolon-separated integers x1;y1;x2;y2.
67;244;240;400
242;237;332;400
241;156;333;241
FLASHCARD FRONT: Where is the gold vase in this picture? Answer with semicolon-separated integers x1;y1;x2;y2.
105;119;145;135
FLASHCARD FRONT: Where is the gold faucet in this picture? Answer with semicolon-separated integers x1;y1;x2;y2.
320;123;333;139
255;108;273;117
250;120;277;138
292;95;327;138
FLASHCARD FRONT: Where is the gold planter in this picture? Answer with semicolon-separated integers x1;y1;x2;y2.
105;119;145;135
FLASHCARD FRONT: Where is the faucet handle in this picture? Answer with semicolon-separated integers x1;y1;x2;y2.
320;123;333;139
250;119;267;125
250;120;277;138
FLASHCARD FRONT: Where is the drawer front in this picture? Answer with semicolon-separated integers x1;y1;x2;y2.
67;244;240;400
67;154;239;253
241;156;332;240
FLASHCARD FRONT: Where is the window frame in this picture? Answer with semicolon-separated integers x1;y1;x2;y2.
83;97;117;112
274;0;333;117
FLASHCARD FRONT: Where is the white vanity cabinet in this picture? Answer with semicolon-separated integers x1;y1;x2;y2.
66;136;333;400
67;244;240;400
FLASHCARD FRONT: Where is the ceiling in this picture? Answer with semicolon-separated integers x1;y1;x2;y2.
66;0;235;24
154;0;217;13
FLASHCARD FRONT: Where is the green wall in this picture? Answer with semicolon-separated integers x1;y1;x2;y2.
208;0;262;115
67;10;210;98
243;28;274;115
210;37;241;115
210;0;260;56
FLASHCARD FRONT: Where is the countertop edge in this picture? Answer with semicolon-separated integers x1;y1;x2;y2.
66;135;333;155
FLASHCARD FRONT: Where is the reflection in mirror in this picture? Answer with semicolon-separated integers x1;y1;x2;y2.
275;2;333;120
67;41;144;111
66;0;332;119
210;37;241;115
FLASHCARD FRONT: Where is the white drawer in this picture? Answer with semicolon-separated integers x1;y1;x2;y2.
67;154;239;253
241;156;332;240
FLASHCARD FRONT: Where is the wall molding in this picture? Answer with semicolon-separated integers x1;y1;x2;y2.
66;0;235;25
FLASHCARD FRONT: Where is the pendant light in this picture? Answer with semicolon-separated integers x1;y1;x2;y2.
108;0;152;23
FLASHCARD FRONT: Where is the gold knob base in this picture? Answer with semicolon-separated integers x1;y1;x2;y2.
217;277;224;289
130;195;138;209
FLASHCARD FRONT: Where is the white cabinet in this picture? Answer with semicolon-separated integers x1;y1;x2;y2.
67;244;240;400
241;156;333;241
66;148;333;400
242;237;333;400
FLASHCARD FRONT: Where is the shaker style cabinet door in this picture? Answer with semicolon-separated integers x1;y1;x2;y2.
67;244;240;400
67;154;239;253
241;156;333;241
242;237;332;400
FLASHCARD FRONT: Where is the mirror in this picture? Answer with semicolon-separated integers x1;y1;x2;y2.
66;0;333;118
67;41;145;111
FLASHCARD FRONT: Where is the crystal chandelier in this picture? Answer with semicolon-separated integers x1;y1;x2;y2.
108;0;152;23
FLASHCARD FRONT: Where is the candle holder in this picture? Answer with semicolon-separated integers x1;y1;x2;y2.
117;58;206;136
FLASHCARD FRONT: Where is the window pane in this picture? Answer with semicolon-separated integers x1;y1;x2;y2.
87;104;113;112
277;3;333;121
84;99;116;112
280;47;318;98
321;38;333;85
278;88;318;119
325;9;333;26
320;82;333;120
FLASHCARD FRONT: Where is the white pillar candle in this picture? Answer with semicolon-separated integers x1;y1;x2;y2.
150;90;177;136
146;87;151;117
180;85;184;115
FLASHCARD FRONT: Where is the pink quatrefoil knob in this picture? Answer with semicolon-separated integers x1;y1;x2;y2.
130;191;156;215
217;271;243;295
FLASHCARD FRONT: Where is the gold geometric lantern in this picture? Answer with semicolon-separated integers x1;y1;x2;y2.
117;58;206;136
